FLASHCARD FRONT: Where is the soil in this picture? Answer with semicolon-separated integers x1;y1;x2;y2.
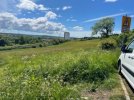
122;76;134;100
81;90;111;100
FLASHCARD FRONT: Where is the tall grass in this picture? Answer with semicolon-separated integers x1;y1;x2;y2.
0;40;120;99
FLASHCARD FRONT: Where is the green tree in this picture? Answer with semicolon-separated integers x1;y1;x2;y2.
91;18;115;38
19;36;25;45
0;39;7;46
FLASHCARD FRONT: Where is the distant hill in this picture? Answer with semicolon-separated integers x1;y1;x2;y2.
0;32;70;51
0;32;63;39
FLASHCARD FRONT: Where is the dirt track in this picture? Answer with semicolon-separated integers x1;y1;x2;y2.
122;76;134;100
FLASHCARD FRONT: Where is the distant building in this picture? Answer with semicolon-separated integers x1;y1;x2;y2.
64;32;70;40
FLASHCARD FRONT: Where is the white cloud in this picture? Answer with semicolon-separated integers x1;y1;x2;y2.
84;12;127;23
45;11;57;20
66;17;77;22
69;31;91;38
0;0;19;13
73;26;83;31
56;8;60;11
0;12;66;34
38;4;48;11
113;30;121;34
67;19;77;22
62;6;72;11
105;0;118;2
16;0;48;11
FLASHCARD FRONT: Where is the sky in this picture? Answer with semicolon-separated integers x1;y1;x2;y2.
0;0;134;37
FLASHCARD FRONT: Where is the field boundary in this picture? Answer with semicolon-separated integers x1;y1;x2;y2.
119;75;130;100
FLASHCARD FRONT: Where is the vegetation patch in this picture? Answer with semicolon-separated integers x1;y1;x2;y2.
0;39;123;99
109;95;126;100
0;58;6;66
99;38;117;50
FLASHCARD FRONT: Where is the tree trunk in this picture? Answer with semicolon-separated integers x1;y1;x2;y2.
106;29;109;38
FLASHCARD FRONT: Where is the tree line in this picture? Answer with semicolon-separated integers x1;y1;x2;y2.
0;34;43;46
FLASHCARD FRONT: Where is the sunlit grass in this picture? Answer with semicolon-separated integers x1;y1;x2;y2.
0;39;122;99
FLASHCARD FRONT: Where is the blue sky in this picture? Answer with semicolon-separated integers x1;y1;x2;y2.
0;0;134;37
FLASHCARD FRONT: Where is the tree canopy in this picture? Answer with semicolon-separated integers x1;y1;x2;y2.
91;18;115;37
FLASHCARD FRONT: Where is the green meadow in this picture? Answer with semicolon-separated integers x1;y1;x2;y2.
0;39;125;99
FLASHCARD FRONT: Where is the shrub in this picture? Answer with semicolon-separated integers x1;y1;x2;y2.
101;42;115;50
61;56;114;84
116;31;134;47
51;39;68;45
116;33;129;47
0;39;7;46
32;45;36;48
61;57;90;84
39;44;43;47
99;39;116;50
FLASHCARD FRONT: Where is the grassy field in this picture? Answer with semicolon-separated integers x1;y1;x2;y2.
0;39;125;99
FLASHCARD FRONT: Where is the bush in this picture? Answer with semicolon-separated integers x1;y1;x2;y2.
51;39;68;45
99;39;116;50
116;33;129;47
101;42;115;50
116;31;134;47
61;57;90;84
39;44;43;47
32;45;36;48
0;39;7;46
61;56;114;84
